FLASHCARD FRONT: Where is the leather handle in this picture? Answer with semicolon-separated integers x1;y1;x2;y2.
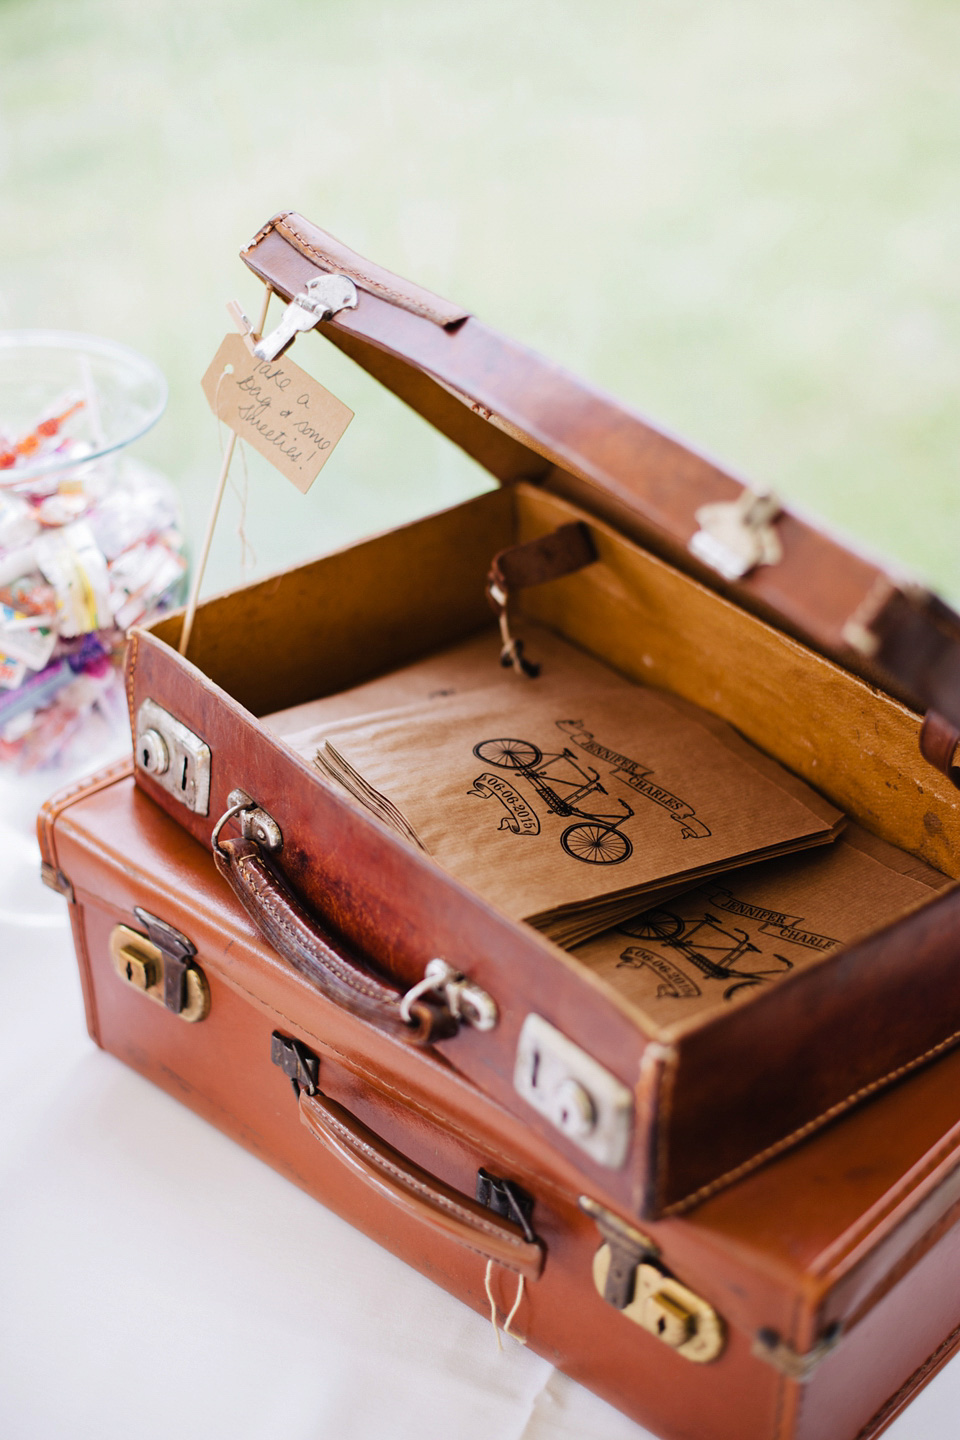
300;1087;544;1280
213;835;456;1045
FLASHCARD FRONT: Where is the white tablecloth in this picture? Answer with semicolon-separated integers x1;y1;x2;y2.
0;762;956;1440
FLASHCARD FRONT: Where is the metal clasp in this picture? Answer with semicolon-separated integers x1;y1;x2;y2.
270;1032;320;1098
581;1198;725;1363
225;789;282;851
399;958;498;1032
109;908;209;1022
689;487;783;582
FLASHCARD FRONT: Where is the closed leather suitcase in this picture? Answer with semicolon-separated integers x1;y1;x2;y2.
124;213;960;1220
38;760;960;1440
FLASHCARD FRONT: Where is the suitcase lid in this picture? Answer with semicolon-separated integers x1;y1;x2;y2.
242;211;960;764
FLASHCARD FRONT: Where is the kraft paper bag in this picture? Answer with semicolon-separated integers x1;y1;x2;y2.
305;637;844;944
573;824;951;1027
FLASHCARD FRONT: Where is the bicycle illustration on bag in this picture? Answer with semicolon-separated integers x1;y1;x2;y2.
471;736;635;864
619;908;794;999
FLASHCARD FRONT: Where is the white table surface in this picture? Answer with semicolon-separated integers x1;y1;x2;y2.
0;755;956;1440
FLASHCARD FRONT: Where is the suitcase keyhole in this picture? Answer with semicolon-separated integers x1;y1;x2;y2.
180;757;189;791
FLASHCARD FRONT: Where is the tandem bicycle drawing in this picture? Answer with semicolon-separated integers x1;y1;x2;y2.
619;907;795;999
472;736;635;865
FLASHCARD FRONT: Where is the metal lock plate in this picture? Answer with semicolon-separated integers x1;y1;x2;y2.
135;698;211;815
592;1244;725;1364
109;924;209;1023
513;1013;633;1168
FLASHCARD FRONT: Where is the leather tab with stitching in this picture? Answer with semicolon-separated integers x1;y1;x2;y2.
488;522;597;600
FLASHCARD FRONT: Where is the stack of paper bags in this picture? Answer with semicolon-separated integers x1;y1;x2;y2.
272;625;844;946
571;823;952;1027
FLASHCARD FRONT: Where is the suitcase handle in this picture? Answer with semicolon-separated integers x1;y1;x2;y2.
213;834;457;1045
299;1087;544;1280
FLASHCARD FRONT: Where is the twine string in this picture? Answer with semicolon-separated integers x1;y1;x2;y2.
483;1259;526;1351
178;284;272;656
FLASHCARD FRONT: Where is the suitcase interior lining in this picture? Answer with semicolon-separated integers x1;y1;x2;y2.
149;479;960;1024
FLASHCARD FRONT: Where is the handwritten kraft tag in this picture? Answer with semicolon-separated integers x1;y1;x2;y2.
201;332;354;494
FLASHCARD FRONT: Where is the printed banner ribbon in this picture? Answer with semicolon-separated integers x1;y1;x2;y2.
557;721;711;838
468;772;541;836
617;946;702;998
706;887;838;952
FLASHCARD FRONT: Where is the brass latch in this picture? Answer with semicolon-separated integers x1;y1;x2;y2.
109;908;209;1023
580;1196;725;1364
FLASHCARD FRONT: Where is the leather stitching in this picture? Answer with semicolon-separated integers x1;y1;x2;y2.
125;630;138;737
273;215;462;328
241;216;282;254
62;841;579;1214
42;757;133;822
242;856;393;1004
317;1106;531;1260
662;1025;960;1216
326;1057;579;1212
237;853;399;1008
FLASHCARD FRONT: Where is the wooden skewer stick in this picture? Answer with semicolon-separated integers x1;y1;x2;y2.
178;285;273;657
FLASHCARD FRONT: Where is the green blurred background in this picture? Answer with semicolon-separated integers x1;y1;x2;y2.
3;0;959;601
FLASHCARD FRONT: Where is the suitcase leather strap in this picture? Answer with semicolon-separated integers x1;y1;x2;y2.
299;1088;544;1279
487;521;598;676
213;836;457;1044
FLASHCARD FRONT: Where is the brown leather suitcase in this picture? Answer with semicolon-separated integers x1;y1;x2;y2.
123;212;960;1220
38;760;960;1440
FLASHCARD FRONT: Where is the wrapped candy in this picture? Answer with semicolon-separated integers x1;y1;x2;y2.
0;390;186;771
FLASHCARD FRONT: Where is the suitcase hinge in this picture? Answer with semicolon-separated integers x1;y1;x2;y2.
109;910;209;1022
253;274;359;362
690;487;783;582
40;861;74;903
752;1323;843;1382
270;1032;320;1098
580;1196;725;1364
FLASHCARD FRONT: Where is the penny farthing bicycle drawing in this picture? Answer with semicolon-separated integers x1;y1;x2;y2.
472;737;635;864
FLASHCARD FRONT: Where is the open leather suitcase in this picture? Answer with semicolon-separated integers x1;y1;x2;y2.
117;212;960;1225
38;760;960;1440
